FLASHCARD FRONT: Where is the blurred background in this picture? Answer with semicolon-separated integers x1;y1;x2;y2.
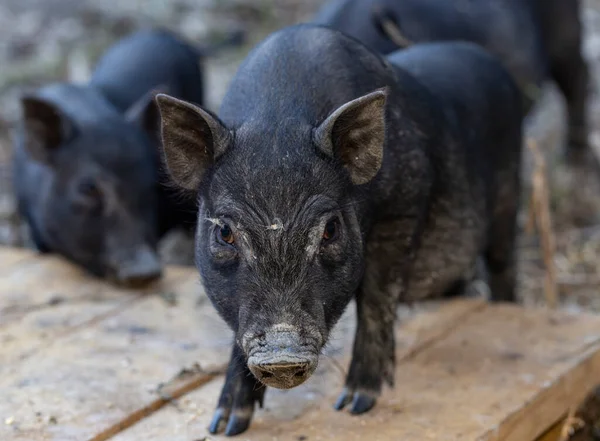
2;0;600;310
0;0;323;261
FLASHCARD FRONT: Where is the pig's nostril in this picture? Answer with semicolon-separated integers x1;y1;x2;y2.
246;331;318;389
250;361;313;389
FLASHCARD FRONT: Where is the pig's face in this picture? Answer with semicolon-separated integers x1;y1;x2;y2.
20;97;163;286
199;143;366;388
157;89;387;388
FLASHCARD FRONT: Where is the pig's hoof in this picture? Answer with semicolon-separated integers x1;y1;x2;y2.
208;407;252;436
333;388;353;410
350;392;377;414
333;388;377;414
225;413;252;436
208;408;228;434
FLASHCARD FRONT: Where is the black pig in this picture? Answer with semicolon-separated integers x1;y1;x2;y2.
313;0;588;161
13;29;242;284
156;24;522;435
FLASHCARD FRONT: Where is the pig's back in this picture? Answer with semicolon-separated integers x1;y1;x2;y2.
313;0;486;55
317;0;546;92
387;41;522;216
90;30;204;112
387;42;523;301
312;0;398;54
402;0;546;89
388;41;522;151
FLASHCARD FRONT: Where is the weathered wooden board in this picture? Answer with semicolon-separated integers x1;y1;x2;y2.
2;246;600;441
113;305;600;441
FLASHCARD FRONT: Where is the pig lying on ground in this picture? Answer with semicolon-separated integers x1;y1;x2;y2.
313;0;589;163
156;24;522;435
13;29;243;285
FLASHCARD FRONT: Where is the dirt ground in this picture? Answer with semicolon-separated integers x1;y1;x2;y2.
2;0;600;312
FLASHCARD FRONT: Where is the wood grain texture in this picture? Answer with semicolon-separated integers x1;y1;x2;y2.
2;246;600;441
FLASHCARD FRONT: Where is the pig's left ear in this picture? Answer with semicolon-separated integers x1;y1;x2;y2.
125;85;171;139
20;96;76;164
155;93;231;191
314;88;387;185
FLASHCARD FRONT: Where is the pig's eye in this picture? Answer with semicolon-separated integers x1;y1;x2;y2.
322;217;340;243
218;223;235;245
77;178;101;200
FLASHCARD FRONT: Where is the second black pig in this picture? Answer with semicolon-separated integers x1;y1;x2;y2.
156;24;522;435
313;0;588;161
13;29;242;284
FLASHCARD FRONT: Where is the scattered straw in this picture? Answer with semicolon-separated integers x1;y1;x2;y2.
558;408;585;441
526;139;559;309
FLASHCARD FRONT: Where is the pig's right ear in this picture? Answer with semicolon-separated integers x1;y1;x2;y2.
20;96;75;164
313;88;387;185
155;94;231;191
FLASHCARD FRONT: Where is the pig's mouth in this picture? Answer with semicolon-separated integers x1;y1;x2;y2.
105;267;162;288
244;324;322;389
104;246;163;287
247;352;319;389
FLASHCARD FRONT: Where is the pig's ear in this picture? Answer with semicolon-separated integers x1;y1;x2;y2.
125;85;171;139
20;96;75;164
314;88;387;185
155;93;231;191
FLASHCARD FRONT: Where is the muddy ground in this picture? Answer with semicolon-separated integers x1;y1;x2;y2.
1;0;600;312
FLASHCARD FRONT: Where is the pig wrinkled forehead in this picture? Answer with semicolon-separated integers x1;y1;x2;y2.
207;119;344;216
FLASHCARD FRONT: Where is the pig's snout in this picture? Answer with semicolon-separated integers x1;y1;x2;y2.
113;246;162;286
246;325;320;389
251;358;314;389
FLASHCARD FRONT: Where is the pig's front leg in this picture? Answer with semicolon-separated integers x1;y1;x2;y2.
334;220;418;414
334;276;398;413
209;343;266;436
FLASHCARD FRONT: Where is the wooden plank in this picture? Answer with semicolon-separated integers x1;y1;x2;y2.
0;247;200;368
0;246;40;273
537;419;564;441
87;367;223;441
0;246;483;441
483;346;600;441
2;246;600;441
536;383;600;441
0;248;134;328
0;254;230;441
110;306;600;441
